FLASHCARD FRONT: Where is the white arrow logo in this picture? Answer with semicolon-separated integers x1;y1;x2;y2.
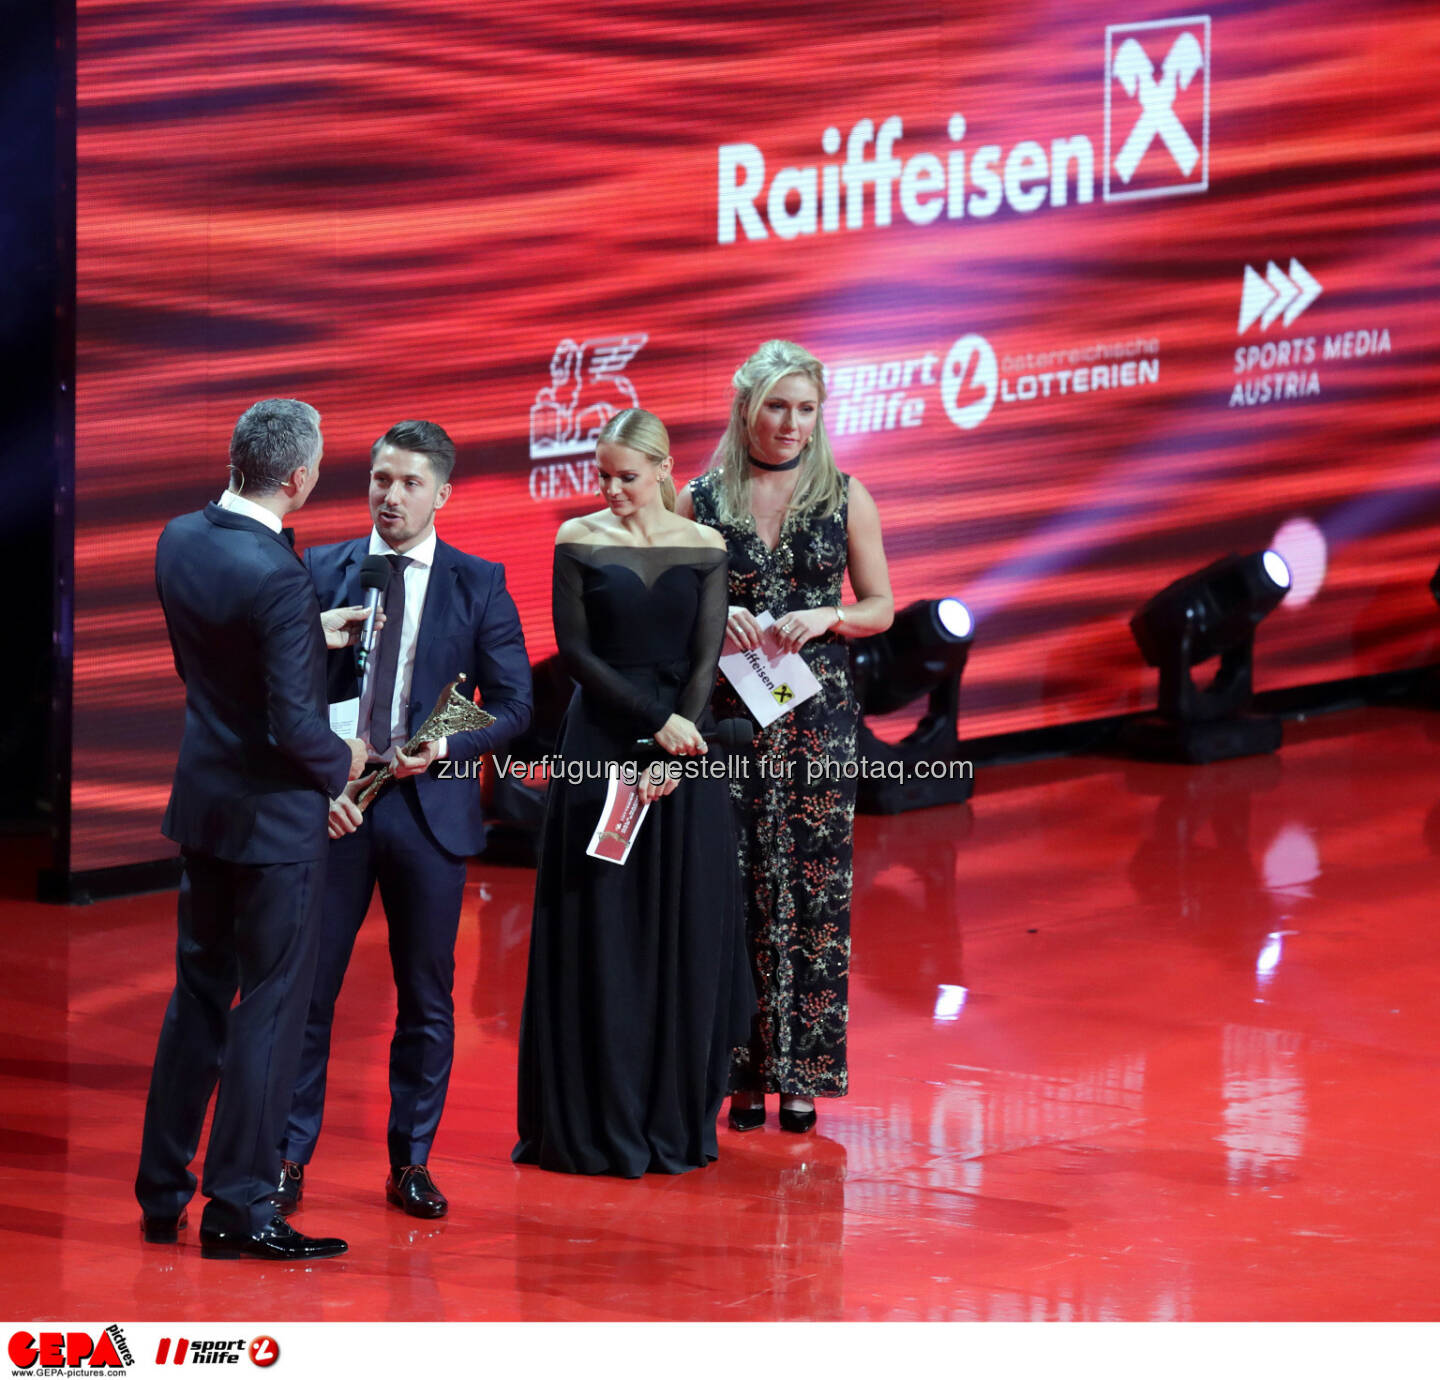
1238;259;1323;334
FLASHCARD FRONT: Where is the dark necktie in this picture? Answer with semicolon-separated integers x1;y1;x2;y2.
367;554;413;754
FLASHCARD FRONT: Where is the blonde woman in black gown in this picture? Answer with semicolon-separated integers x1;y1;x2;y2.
678;340;893;1134
513;408;753;1177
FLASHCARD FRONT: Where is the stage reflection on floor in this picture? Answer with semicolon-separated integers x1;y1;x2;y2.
4;707;1438;1320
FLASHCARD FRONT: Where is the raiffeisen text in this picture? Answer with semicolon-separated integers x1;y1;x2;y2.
718;114;1095;244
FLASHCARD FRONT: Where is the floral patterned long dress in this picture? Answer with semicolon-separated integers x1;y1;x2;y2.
690;471;856;1099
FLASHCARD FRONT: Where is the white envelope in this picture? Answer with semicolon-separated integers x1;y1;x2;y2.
586;770;651;866
717;612;821;728
328;697;360;738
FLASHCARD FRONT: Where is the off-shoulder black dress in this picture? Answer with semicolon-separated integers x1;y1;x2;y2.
512;544;754;1176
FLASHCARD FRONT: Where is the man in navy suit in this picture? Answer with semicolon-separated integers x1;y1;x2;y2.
276;420;531;1218
136;398;368;1261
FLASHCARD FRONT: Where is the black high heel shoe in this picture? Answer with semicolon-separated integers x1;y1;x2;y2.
727;1099;766;1132
778;1104;817;1134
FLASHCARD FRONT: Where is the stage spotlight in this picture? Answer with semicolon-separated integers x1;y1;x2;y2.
851;598;976;813
1121;550;1291;764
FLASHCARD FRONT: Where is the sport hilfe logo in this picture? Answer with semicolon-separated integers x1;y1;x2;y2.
153;1339;246;1367
247;1339;278;1369
150;1337;277;1369
1103;17;1211;201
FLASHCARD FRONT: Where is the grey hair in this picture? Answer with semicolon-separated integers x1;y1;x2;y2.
228;398;322;496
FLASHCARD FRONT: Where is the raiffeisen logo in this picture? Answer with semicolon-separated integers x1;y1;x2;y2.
718;113;1097;244
716;18;1211;244
1103;17;1211;200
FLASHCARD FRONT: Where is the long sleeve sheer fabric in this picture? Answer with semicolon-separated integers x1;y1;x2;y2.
514;538;753;1178
551;543;728;736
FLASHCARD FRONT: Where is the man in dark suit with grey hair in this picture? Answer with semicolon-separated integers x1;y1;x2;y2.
135;397;368;1261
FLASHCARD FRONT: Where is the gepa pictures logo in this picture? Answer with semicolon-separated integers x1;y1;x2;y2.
1104;16;1211;200
8;1328;132;1373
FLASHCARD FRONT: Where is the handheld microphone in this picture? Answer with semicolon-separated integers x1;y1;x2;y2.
633;718;754;756
355;554;391;674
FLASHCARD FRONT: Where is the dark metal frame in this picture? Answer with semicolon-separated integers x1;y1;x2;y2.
38;0;79;899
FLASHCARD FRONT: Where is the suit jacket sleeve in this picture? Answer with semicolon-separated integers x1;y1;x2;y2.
253;563;354;797
156;563;186;681
302;545;364;706
444;563;533;761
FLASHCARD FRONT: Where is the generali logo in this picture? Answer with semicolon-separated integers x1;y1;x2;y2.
528;335;647;461
528;334;649;502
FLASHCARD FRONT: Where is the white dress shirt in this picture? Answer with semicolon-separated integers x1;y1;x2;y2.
358;526;446;763
217;488;282;533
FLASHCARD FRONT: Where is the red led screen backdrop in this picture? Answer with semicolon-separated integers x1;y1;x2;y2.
72;1;1440;871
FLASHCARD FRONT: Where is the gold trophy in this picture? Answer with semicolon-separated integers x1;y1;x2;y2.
356;673;496;812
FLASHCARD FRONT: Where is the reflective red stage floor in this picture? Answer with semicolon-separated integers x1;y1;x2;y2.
4;707;1439;1321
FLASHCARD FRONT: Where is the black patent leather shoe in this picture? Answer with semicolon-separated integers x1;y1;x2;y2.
140;1209;187;1244
778;1104;817;1134
727;1100;766;1132
270;1159;303;1216
386;1164;448;1218
199;1214;347;1261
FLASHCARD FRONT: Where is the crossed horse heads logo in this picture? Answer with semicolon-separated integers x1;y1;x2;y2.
1110;28;1206;185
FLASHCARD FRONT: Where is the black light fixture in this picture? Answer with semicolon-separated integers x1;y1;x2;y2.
1121;549;1291;763
481;653;574;864
852;598;976;812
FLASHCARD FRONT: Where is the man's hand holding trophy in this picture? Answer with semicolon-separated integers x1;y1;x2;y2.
329;674;496;839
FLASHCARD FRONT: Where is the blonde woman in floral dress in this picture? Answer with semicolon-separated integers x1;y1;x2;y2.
678;339;893;1133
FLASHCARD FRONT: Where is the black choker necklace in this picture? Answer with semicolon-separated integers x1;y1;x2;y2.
747;453;802;472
